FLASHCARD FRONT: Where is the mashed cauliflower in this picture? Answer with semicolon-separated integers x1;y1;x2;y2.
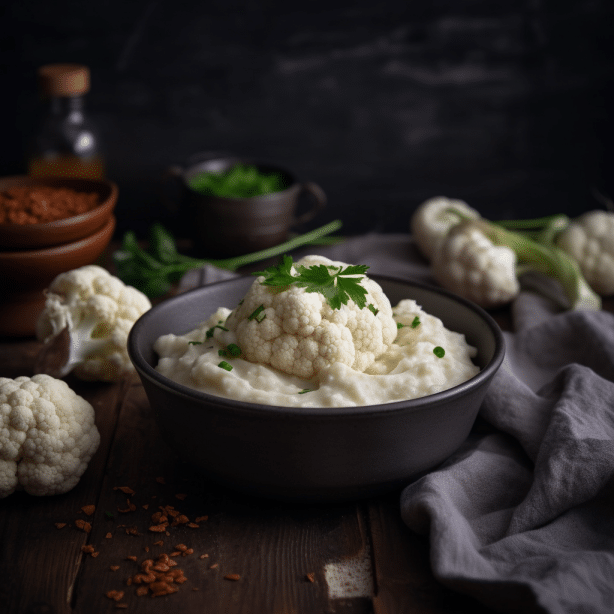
154;294;480;408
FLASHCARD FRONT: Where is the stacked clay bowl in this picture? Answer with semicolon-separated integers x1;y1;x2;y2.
0;176;118;337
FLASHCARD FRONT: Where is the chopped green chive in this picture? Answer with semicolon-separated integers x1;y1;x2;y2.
218;349;227;357
368;304;379;315
218;361;233;371
298;389;312;394
433;346;445;358
206;324;229;339
411;316;421;328
248;305;266;322
188;341;203;345
226;343;242;357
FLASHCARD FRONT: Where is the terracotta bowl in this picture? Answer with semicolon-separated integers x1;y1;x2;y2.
128;275;505;502
0;215;116;338
0;175;118;249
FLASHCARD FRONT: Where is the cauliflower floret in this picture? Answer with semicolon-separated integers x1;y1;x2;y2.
36;265;152;382
410;196;481;260
432;222;520;308
555;210;614;296
0;374;100;498
224;255;397;379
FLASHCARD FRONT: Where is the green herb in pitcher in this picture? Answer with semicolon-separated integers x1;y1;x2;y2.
188;163;287;198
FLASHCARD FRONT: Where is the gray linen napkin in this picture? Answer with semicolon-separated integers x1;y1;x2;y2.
180;234;614;614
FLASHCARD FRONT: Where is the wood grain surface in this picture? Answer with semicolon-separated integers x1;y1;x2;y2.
0;334;498;614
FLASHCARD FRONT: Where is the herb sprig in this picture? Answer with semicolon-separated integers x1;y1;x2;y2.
113;220;343;299
253;255;370;310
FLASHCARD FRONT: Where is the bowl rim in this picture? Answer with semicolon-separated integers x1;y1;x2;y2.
128;274;506;419
0;215;116;259
0;175;118;232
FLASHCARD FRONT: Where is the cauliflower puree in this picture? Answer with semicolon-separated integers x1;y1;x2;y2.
153;298;480;409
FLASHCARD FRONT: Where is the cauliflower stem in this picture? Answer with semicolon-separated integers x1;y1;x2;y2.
470;217;601;310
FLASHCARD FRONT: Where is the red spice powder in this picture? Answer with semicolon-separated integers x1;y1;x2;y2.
0;186;99;224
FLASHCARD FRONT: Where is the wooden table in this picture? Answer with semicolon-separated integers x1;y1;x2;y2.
0;332;510;614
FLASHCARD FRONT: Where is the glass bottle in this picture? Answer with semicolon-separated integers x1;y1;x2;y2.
28;63;105;180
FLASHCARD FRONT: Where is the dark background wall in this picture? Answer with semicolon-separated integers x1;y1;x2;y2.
1;0;612;239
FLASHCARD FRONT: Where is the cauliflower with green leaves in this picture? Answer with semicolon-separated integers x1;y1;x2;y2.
0;374;100;498
36;265;152;382
222;255;397;379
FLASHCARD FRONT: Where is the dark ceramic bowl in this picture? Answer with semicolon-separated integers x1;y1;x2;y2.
0;175;118;249
0;216;116;337
128;275;505;502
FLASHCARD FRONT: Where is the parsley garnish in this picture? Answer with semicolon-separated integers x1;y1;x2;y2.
433;346;445;358
396;322;404;329
218;361;233;371
411;316;421;328
253;254;370;310
367;304;379;315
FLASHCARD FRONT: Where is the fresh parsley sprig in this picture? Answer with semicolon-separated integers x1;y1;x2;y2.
253;255;370;310
113;220;343;299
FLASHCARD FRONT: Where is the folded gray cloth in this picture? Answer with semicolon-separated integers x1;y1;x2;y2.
180;234;614;614
401;296;614;613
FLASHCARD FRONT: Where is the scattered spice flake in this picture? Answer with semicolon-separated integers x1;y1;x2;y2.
187;523;200;529
154;540;164;546
105;532;113;539
155;476;166;484
81;504;96;516
125;555;138;562
224;574;241;581
199;554;209;560
124;526;140;536
114;486;135;496
195;515;209;523
171;514;189;527
110;565;120;572
142;504;149;510
106;590;125;602
209;563;218;569
149;524;168;533
114;604;128;610
54;522;67;529
117;499;137;513
74;519;91;533
81;545;95;554
306;572;315;583
144;546;150;553
174;493;187;501
92;551;100;558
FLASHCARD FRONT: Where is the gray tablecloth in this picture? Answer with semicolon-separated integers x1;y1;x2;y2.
181;234;614;614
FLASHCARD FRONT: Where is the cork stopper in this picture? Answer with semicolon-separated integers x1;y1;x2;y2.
38;64;90;97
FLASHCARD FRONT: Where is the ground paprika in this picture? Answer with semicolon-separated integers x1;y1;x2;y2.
0;185;99;224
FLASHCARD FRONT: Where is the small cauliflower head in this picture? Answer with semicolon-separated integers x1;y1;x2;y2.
410;196;481;261
36;265;152;382
0;374;100;498
555;210;614;296
432;221;519;308
224;255;397;379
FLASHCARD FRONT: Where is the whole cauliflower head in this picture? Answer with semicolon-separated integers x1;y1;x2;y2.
411;196;481;261
224;255;397;379
555;210;614;296
0;374;100;498
432;222;519;308
36;265;152;382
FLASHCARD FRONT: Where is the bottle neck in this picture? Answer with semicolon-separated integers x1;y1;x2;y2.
49;94;85;121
